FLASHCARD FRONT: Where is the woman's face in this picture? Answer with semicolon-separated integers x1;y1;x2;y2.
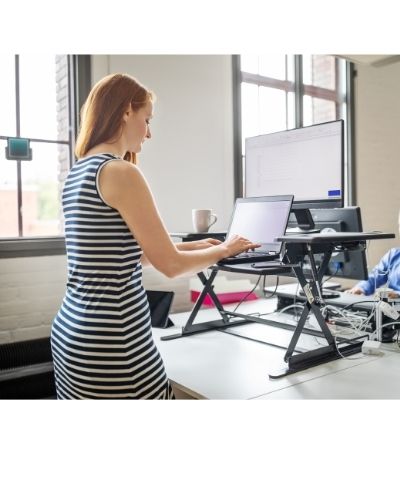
124;100;153;153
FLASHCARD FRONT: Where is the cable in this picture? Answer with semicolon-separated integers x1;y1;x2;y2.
333;337;367;361
324;304;377;337
322;262;341;286
277;304;304;315
232;275;262;313
341;300;376;310
263;276;279;298
309;304;373;360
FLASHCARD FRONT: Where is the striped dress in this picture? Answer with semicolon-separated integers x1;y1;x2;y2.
51;153;174;399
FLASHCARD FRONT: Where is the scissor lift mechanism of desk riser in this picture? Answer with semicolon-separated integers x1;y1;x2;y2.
162;232;395;378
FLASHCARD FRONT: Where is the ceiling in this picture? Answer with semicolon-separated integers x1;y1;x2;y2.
336;54;400;67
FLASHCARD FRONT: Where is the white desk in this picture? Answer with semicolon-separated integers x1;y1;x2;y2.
152;298;400;399
256;352;400;399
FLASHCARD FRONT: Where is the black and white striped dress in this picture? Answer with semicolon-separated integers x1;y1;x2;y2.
51;154;174;399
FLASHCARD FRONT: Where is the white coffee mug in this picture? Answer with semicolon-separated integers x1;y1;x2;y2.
192;209;218;233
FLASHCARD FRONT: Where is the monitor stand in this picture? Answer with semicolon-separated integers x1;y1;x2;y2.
286;208;320;234
286;227;320;234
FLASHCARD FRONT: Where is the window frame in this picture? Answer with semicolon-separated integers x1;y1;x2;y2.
0;54;91;258
232;54;356;205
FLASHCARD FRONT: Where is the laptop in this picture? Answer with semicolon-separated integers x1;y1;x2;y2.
218;195;294;265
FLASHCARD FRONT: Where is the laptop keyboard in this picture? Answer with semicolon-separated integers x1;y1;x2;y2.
218;251;277;264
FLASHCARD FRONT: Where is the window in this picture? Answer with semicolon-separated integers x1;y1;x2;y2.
0;55;91;256
235;54;353;204
0;55;74;239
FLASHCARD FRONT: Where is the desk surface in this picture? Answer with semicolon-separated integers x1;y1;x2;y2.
271;283;400;310
278;231;395;244
256;351;400;399
153;299;400;399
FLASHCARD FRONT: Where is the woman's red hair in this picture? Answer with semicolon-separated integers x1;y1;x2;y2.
75;73;153;164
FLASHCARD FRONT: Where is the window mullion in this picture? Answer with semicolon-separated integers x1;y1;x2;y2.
294;55;303;128
346;61;356;206
15;55;23;237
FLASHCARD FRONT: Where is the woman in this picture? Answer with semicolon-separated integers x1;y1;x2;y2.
51;73;259;399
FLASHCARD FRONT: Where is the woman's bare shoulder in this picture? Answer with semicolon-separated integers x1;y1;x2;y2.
102;159;143;180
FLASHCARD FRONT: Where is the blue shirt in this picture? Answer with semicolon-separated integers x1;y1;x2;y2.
356;248;400;295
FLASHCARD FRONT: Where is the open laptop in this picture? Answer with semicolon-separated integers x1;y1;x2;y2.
218;195;294;265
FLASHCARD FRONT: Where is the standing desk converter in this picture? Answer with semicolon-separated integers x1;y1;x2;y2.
164;231;395;378
273;231;395;377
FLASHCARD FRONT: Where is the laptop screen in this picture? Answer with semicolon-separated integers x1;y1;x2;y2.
226;195;294;253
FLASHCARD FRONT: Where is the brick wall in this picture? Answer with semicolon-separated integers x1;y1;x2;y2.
0;255;68;344
55;55;70;234
310;55;337;124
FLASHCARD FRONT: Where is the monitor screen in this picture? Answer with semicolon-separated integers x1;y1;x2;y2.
244;120;344;209
305;207;368;281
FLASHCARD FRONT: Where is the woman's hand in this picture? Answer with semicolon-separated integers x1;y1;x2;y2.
220;234;261;257
346;287;398;299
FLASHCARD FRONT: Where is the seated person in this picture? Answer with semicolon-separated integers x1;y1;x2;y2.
348;211;400;298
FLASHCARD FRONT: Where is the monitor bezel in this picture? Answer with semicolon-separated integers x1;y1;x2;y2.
244;119;345;210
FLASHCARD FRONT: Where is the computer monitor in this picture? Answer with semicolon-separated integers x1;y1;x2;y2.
305;206;369;281
244;120;344;229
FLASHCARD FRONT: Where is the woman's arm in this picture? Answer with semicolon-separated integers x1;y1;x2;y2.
176;239;223;251
99;161;259;278
141;239;221;267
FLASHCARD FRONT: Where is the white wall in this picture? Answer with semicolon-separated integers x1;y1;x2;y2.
92;54;235;232
353;60;400;279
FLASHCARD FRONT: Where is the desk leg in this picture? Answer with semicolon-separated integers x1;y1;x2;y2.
284;303;311;362
161;269;251;340
269;244;362;378
195;269;227;317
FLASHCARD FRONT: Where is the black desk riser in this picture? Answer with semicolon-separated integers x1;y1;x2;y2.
164;231;395;378
271;231;395;377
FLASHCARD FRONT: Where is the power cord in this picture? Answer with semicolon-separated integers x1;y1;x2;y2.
262;275;279;298
341;300;376;310
232;275;262;313
322;262;342;286
308;304;374;359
